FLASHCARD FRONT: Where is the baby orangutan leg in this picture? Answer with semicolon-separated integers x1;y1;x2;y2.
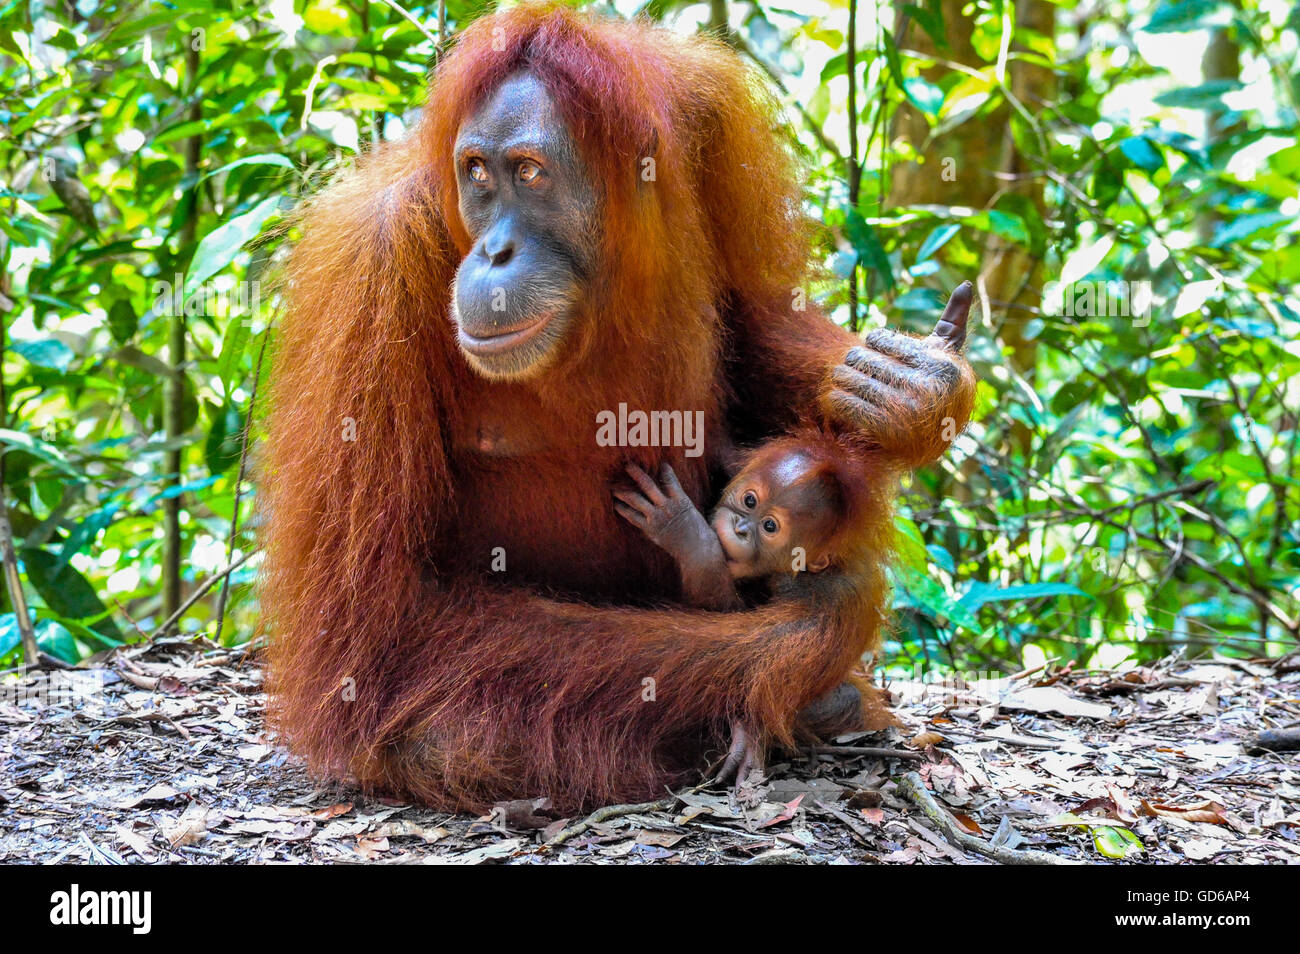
710;684;863;792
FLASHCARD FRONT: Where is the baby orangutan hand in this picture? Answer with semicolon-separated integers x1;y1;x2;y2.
612;462;716;562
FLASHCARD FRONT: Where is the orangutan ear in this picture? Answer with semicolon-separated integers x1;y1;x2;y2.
807;553;832;573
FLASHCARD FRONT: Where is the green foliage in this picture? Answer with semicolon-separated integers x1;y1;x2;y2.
0;0;1295;674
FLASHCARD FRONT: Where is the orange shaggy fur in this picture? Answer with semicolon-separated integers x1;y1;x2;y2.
261;4;971;812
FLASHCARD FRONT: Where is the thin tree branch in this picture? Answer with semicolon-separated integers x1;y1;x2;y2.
152;550;256;641
214;327;270;644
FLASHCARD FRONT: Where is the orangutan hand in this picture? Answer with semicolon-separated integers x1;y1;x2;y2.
822;281;977;468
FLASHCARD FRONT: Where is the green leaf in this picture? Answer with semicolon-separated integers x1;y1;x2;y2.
996;194;1047;257
0;429;79;477
1117;136;1164;173
894;565;983;633
915;223;960;264
844;209;895;290
201;152;295;181
40;612;123;651
894;288;946;312
1210;212;1289;249
1143;127;1209;167
107;300;138;344
1093;826;1144;859
10;337;75;372
184;195;283;298
902;77;945;117
35;618;79;664
112;345;173;379
56;501;122;574
21;548;122;642
902;2;948;49
894;515;929;572
1143;0;1225;34
926;544;955;575
0;614;23;658
960;581;1091;610
205;401;245;476
986;210;1029;247
1154;80;1243;109
217;315;252;398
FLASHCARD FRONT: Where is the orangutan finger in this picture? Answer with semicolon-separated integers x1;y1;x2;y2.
624;463;667;506
658;462;687;499
853;330;926;367
842;346;911;387
613;502;648;529
612;488;654;517
930;280;972;352
830;364;922;416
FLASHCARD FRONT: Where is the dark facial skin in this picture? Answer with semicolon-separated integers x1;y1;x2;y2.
452;73;600;380
613;451;841;613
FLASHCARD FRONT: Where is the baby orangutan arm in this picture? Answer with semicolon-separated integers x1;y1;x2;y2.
613;463;743;612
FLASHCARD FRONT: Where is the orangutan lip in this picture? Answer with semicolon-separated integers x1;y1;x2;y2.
459;313;551;356
712;511;749;564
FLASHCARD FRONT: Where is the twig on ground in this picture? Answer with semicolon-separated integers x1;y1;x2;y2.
896;771;1074;865
811;799;882;861
0;495;40;666
744;848;810;864
810;745;925;761
545;777;723;847
545;797;678;847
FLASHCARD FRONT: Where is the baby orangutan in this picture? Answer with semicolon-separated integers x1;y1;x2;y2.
613;429;875;613
614;429;887;786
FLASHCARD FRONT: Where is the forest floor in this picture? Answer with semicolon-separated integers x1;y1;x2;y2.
2;635;1298;865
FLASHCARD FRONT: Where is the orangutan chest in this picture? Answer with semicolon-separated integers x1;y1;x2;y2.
453;410;561;458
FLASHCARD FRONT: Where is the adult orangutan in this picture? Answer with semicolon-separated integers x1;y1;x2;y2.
262;4;976;812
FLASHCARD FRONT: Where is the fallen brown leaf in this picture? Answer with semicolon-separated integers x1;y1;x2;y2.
310;802;354;820
162;804;209;848
355;834;389;859
633;829;685;848
757;794;804;829
489;797;562;831
950;811;984;836
1140;799;1228;825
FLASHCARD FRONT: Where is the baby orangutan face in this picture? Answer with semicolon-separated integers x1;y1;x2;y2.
710;447;844;579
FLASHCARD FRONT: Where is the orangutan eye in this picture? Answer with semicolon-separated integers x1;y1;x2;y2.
761;517;779;535
518;160;541;183
742;491;758;509
467;159;489;183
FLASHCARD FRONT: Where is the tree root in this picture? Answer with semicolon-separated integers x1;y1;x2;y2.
896;771;1075;865
544;796;679;847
